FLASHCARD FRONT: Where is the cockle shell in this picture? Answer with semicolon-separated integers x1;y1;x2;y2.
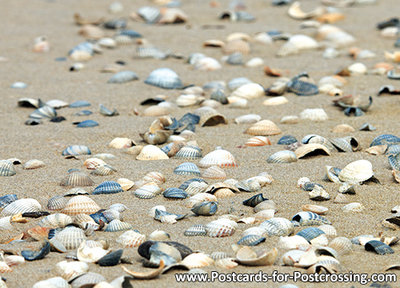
292;212;331;226
174;162;201;176
104;219;133;232
205;219;237;237
1;199;41;216
60;171;94;187
54;226;87;250
117;178;135;191
62;145;91;156
260;217;294;236
175;145;202;160
278;235;311;250
245;136;272;147
62;196;101;215
231;83;265;100
83;158;106;170
342;202;364;212
134;182;162;199
222;39;250;55
93;181;123;195
136;145;169;160
199;147;237;168
338;160;374;184
39;213;73;228
0;160;16;176
144;68;182;89
186;193;217;208
329;237;353;255
245;120;281;136
202;166;226;180
143;171;166;185
108;138;135;149
23;159;45;169
267;150;297;163
295;144;331;159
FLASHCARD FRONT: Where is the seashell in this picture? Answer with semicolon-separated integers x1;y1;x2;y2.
191;201;218;216
180;253;214;269
142;105;171;117
393;169;400;183
186;193;217;208
163;188;188;199
175;145;202;160
0;216;13;230
231;83;265;100
245;120;281;136
83;158;106;170
228;78;251;91
64;188;89;197
388;69;400;80
243;194;267;208
246;57;264;67
136;145;169;160
282;250;306;266
302;204;328;215
75;119;99;128
278;235;311;250
55;260;89;282
342;202;365;212
318;225;337;237
236;247;278;266
227;96;248;108
1;198;41;216
23;159;45;170
387;145;400;155
267;150;297;163
90;164;117;176
137;6;161;23
238;235;266;246
234;114;261;124
39;213;73;228
0;194;18;208
210;89;228;105
77;241;109;263
70;272;106;288
62;196;100;215
288;2;325;20
184;224;207;236
97;249;123;266
297;227;325;242
104;219;133;232
143;171;166;185
79;25;104;39
245;136;271;147
280;115;299;124
196;109;227;127
201;166;226;180
30;105;57;119
149;230;170;241
194;57;221;71
295;143;331;159
277;135;298;145
54;226;87;249
144;68;183;89
260;217;294;236
121;260;165;280
292;212;331;226
329;237;352;255
32;277;70;288
205;219;237;237
287;74;319;96
93;181;123;195
180;177;207;190
199;147;237;168
136;46;168;60
389;153;400;171
158;8;188;24
332;124;355;133
300;108;328;121
117;178;135;191
60;171;94;187
215;257;239;269
370;134;400;147
134;182;162;199
174;162;201;176
338;159;374;184
21;241;50;262
109;137;135;149
46;196;68;212
253;200;276;213
176;94;203;107
277;35;318;57
330;136;360;152
333;193;349;204
0;160;16;176
203;39;224;47
222;40;250;55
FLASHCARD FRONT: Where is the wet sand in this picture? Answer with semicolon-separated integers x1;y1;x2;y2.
1;0;400;287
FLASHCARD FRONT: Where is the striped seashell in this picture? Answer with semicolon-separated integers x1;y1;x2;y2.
0;160;16;176
60;171;94;187
267;150;297;163
236;179;261;192
297;227;325;242
191;201;218;216
234;114;262;124
194;107;227;127
1;198;41;216
242;227;266;238
202;166;226;180
210;252;231;261
32;277;69;288
117;230;146;248
70;272;106;288
0;216;13;230
64;188;89;197
107;71;138;84
295;144;331;159
62;145;91;156
175;145;202;160
329;237;353;255
30;105;57;119
338;160;374;184
148;205;166;218
237;235;266;246
23;159;45;169
330;137;360;152
181;253;214;269
186;193;217;208
93;181;123;195
206;219;237;237
292;212;331;226
245;136;272;147
83;158;106;170
134;182;161;199
199;147;237;168
143;171;166;185
259;217;294;236
174;162;201;176
386;144;400;155
0;194;18;208
108;138;135;149
184;224;207;236
365;240;394;255
39;213;73;228
136;145;169;160
318;225;337;237
54;226;87;250
136;46;168;60
300;108;328;122
370;134;400;147
62;196;100;215
74;213;97;229
90;164;117;176
117;178;135;191
389;153;400;171
245;120;281;136
163;188;188;199
104;219;133;232
183;181;208;196
144;68;182;89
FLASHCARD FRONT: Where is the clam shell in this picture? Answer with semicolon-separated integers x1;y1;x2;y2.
278;235;311;250
287;75;319;96
149;230;170;241
121;261;165;280
330;136;360;152
338;159;374;184
144;68;182;89
93;181;123;195
175;145;202;160
62;196;101;215
267;150;297;163
205;219;237;237
231;83;264;100
104;219;133;232
309;185;331;201
0;216;13;230
329;237;353;255
136;145;169;160
236;247;278;266
243;193;267;207
237;235;266;246
83;158;106;170
370;134;400;147
342;202;365;213
191;201;218;216
46;196;68;211
117;178;135;191
292;211;331;226
181;253;214;269
222;39;250;55
60;171;94;187
107;71;138;84
39;213;73;228
201;166;226;180
199;147;237;168
234;114;262;124
143;171;166;185
163;188;188;199
389;153;400;171
32;277;69;288
77;241;109;263
174;162;201;176
282;250;306;266
108;138;135;149
30;105;57;119
137;6;161;24
259;217;294;236
245;136;271;147
245;120;281;136
254;200;276;213
1;198;41;216
297;227;325;242
332;124;355;133
197;109;227;127
90;164;117;176
194;57;221;71
54;226;87;250
186;193;217;208
184;224;207;236
0;160;16;176
23;159;45;169
182;180;208;195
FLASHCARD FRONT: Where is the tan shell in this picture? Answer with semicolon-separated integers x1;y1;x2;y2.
245;120;281;136
365;145;387;155
136;145;169;160
199;147;237;168
333;193;349;204
117;230;146;248
215;257;239;269
205;218;237;237
39;213;73;228
236;247;278;266
60;171;94;187
56;260;89;282
254;200;276;213
62;196;101;215
338;160;373;184
332;124;355;133
0;262;12;273
202;166;226;180
109;138;135;149
329;237;352;255
148;230;170;241
222;39;250;55
245;136;271;147
280;115;299;124
302;204;328;215
23;159;45;169
263;96;288;106
234;114;262;124
203;39;225;48
83;158;106;170
318;224;337;237
231;83;265;100
300;108;328;121
143;171;166;185
117;178;135;191
180;253;214;269
78;25;104;39
393;170;400;183
142;105;171;117
254;209;275;221
184;181;208;196
295;143;331;158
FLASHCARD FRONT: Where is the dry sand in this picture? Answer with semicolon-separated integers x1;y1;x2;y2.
1;0;400;287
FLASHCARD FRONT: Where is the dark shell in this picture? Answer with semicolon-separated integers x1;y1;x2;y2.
210;89;228;104
226;52;244;65
138;241;193;260
297;227;325;242
140;97;165;106
191;201;218;216
376;17;399;30
117;29;142;38
287;73;319;96
184;224;207;236
69;100;91;108
75;120;99;128
277;135;298;145
104;19;127;30
178;113;200;126
292;212;331;226
21;241;50;261
99;104;119;116
93;181;123;195
370;134;400;147
0;194;18;208
97;249;123;266
22;211;50;218
237;235;266;246
242;193;267;207
388;153;400;170
90;211;109;224
163;188;188;199
154;209;185;221
25;118;41;125
301;182;324;192
365;240;394;255
144;68;183;89
179;178;207;190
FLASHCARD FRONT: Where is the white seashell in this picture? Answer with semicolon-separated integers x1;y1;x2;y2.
310;234;329;246
0;216;13;230
227;96;248;108
231;83;264;100
54;226;87;250
98;38;117;48
245;120;281;136
117;230;146;248
180;253;214;269
109;138;135;149
176;94;204;107
199;147;237;168
56;260;89;282
348;62;367;75
143;171;166;185
186;193;217;208
117;178;135;191
202;166;227;180
342;202;365;212
278;235;311;250
61;196;101;215
148;230;170;241
234;114;261;124
39;213;73;228
32;277;69;288
318;225;337;237
245;57;264;67
338;160;373;184
280;115;300;124
282;250;305;266
1;198;41;216
205;219;237;237
194;57;221;71
23;159;45;169
300;108;328;121
77;241;109;263
136;145;169;160
262;96;288;106
277;35;319;57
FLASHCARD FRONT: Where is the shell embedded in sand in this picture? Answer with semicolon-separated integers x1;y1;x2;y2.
136;145;169;160
338;160;374;184
199;147;237;168
245;120;281;136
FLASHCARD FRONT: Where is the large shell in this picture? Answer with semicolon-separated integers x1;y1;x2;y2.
144;68;182;89
199;147;237;168
370;134;400;147
54;226;87;250
365;240;394;255
236;247;278;266
338;160;374;184
39;213;73;228
231;83;264;100
259;217;294;236
196;108;227;127
56;260;89;282
0;160;16;176
93;181;123;195
295;144;331;159
1;199;41;216
136;145;169;160
175;145;202;160
292;212;331;226
245;120;281;136
32;277;69;288
174;162;201;176
60;171;94;187
267;150;297;163
202;166;226;180
62;145;91;156
205;219;237;237
62;196;101;215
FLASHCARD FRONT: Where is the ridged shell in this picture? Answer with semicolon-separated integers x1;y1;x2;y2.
60;171;94;187
144;68;182;89
90;164;117;176
39;213;73;228
107;71;138;84
222;40;250;55
54;226;87;249
259;217;294;236
134;182;162;199
46;196;67;211
56;260;89;282
181;178;207;192
365;240;394;255
174;145;202;160
278;235;310;250
245;120;281;136
117;178;135;191
197;109;227;127
234;114;262;124
1;199;41;216
338;160;374;184
137;6;161;23
330;137;360;152
205;219;237;237
245;136;271;147
33;277;69;288
62;196;101;215
104;219;133;232
297;227;325;242
0;160;16;176
174;162;201;176
300;108;328;121
30;105;57;119
237;235;266;246
267;150;297;163
116;230;146;247
143;171;166;185
83;158;106;170
62;145;91;156
199;147;237;168
93;181;123;195
184;224;207;236
163;188;188;199
370;134;400;147
0;216;13;230
292;212;331;226
318;225;337;237
70;272;106;288
201;166;226;180
389;153;400;171
0;194;18;208
329;237;353;255
342;202;365;212
295;144;331;159
136;145;169;160
191;201;218;216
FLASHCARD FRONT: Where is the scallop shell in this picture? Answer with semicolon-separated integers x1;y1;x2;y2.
144;68;183;89
181;253;214;269
93;181;123;195
245;120;281;136
201;166;226;180
143;171;166;185
0;194;17;209
60;171;95;187
236;247;278;266
231;83;264;100
205;219;237;237
0;160;16;176
267;150;297;163
39;213;73;228
174;162;201;176
388;153;400;171
234;114;262;124
199;147;237;168
292;212;331;226
295;144;331;159
330;136;360;152
338;160;374;184
62;196;101;215
254;200;276;213
136;145;169;160
1;198;41;216
61;145;91;157
30;105;57;119
184;224;207;236
259;217;294;236
108;138;135;149
175;145;202;160
299;108;328;121
329;237;353;255
104;219;133;232
370;134;400;147
137;6;161;24
46;196;68;211
245;136;271;147
54;226;87;250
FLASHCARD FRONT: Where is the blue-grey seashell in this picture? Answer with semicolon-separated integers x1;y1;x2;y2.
97;249;123;266
62;145;91;156
174;162;201;176
0;194;18;208
145;68;183;89
370;134;400;147
163;188;188;199
107;71;139;84
237;235;266;246
104;19;127;30
75;110;92;116
277;135;298;145
69;100;91;108
242;193;267;207
388;153;400;170
191;201;217;216
296;227;325;242
365;240;394;255
21;241;50;261
179;178;207;190
93;181;123;195
117;30;142;38
292;212;331;226
76;120;99;128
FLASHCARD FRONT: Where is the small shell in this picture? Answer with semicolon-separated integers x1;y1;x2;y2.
222;40;250;55
329;237;353;255
83;158;106;170
245;136;271;147
259;217;294;236
295;143;331;159
292;212;331;226
330;136;360;152
186;193;217;208
184;224;207;236
163;188;188;199
77;241;109;263
282;250;306;266
318;225;337;237
254;200;276;213
202;166;226;180
60;171;95;187
1;198;41;216
297;227;325;242
263;96;288;106
342;202;364;212
245;120;281;136
175;145;202;160
54;226;87;250
117;178;135;191
144;68;182;89
104;219;133;232
234;114;262;124
267;150;297;163
332;124;355;133
70;272;106;288
199;147;237;168
62;196;101;215
243;193;267;207
93;181;123;195
136;145;169;160
39;213;73;228
300;108;328;121
134;182;162;199
0;160;16;176
191;201;218;216
180;253;214;269
117;230;146;247
365;240;394;255
277;135;298;145
231;83;265;100
215;257;239;269
237;235;266;246
149;230;170;241
205;219;237;237
30;105;57;119
236;247;278;266
90;164;117;176
143;171;166;185
278;235;310;250
46;196;68;211
23;159;45;169
338;160;374;184
174;162;201;176
108;138;135;149
56;260;89;282
302;204;328;215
